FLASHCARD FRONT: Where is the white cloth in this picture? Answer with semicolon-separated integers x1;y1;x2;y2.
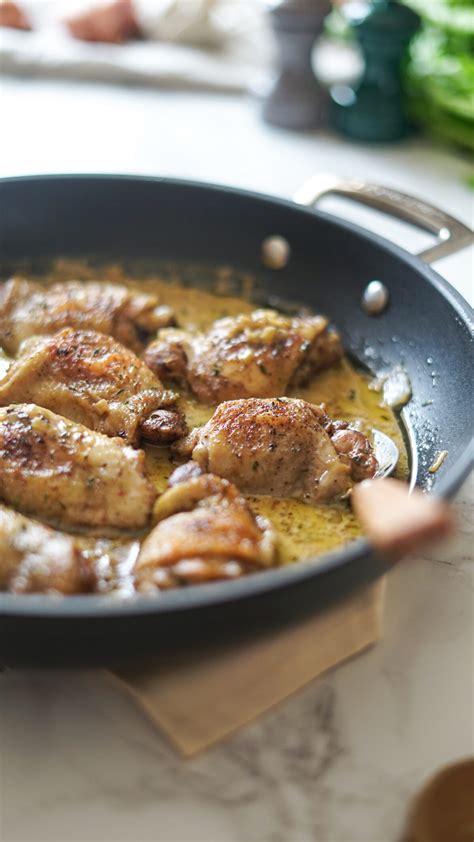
135;0;226;46
0;0;272;92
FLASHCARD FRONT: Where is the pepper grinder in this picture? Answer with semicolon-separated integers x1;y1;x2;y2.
262;0;331;130
331;0;420;142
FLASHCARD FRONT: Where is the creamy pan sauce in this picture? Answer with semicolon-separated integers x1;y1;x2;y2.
39;262;408;563
37;262;408;568
146;358;408;564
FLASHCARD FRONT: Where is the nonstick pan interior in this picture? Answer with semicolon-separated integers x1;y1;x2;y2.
0;175;472;667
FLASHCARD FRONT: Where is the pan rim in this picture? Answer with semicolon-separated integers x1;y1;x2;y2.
0;173;472;620
1;172;472;324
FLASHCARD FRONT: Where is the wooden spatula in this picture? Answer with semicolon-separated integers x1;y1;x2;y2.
351;478;455;561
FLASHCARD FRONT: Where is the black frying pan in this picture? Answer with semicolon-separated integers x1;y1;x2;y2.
0;174;472;668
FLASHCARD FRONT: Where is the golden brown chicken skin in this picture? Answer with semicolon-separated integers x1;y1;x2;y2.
144;308;343;403
0;404;156;531
175;398;377;504
134;470;278;591
0;504;93;594
0;277;174;355
0;328;186;446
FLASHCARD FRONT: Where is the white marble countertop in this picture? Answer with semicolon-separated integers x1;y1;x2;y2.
0;78;472;842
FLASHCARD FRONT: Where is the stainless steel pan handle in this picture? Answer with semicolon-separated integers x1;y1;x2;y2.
293;174;474;264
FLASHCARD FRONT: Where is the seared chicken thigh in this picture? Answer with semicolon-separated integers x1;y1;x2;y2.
0;277;174;355
0;504;92;594
0;404;156;530
175;398;377;503
134;469;277;591
145;308;343;403
0;328;186;445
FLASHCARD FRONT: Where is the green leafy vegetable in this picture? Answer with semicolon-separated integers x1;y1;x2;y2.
403;0;474;151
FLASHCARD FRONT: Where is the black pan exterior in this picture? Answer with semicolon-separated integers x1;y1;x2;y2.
0;175;472;667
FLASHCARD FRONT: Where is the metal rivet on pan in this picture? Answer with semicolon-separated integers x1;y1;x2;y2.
261;235;290;269
362;280;389;315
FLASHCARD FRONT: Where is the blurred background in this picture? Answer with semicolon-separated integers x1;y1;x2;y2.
0;0;472;298
0;0;472;150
